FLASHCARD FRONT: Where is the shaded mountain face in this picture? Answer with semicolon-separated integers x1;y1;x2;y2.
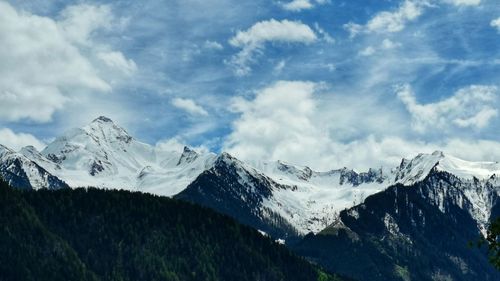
292;169;500;281
176;153;302;240
177;151;500;242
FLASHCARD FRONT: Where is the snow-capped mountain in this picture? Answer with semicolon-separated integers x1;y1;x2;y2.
33;116;217;195
2;117;498;281
178;150;500;237
294;167;500;281
0;144;68;190
0;117;498;241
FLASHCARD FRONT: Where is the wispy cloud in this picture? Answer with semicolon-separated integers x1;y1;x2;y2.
204;40;224;50
443;0;481;6
172;98;209;116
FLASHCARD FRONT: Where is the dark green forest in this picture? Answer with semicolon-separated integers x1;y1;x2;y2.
0;179;343;281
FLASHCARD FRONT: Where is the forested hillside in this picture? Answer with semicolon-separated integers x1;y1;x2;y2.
0;179;343;281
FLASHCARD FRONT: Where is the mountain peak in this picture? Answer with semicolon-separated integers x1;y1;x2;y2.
0;144;14;157
177;146;199;166
431;150;445;157
92;116;114;123
20;146;40;159
395;151;500;184
84;116;133;144
20;145;39;153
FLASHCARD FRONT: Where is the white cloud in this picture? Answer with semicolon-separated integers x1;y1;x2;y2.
0;128;45;151
343;22;363;38
381;39;401;49
491;18;500;32
367;1;423;33
358;39;401;56
281;0;314;11
359;46;376;56
345;1;425;37
0;2;134;123
225;80;329;165
97;51;137;75
397;84;498;132
280;0;328;12
204;40;224;50
171;98;209;116
156;137;210;154
59;4;113;45
228;19;317;75
443;0;481;6
224;81;407;170
229;19;317;48
224;81;500;171
155;137;186;152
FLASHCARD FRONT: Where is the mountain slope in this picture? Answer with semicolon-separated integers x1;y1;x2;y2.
176;153;302;240
0;179;344;281
0;180;98;281
0;144;69;190
293;169;500;281
2;117;499;243
35;116;216;194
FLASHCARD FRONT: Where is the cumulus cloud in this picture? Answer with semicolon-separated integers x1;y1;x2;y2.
224;80;330;165
228;19;317;75
344;1;425;37
0;2;134;123
171;98;209;116
397;84;498;132
491;18;500;32
0;128;45;151
223;81;402;169
223;81;500;171
58;4;113;45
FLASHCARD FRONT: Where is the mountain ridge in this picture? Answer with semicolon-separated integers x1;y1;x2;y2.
1;116;498;239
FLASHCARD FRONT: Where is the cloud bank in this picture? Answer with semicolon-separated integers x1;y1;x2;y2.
0;2;134;123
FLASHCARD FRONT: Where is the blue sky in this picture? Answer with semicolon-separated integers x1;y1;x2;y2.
0;0;499;170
